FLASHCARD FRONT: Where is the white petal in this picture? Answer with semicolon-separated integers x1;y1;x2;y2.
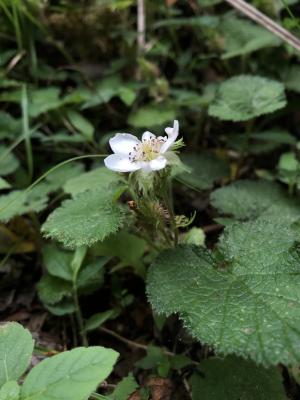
104;154;141;172
165;119;179;136
161;120;179;153
142;131;156;142
109;133;141;155
149;156;167;171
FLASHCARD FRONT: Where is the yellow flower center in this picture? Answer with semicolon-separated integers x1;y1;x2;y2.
129;137;166;162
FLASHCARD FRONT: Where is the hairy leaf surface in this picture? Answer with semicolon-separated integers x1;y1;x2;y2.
208;76;286;121
211;180;299;221
42;189;127;248
147;218;300;365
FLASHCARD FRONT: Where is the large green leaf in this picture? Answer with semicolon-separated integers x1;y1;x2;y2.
191;356;286;400
177;153;229;190
20;347;119;400
147;217;300;365
208;75;286;121
211;180;300;221
0;323;34;386
42;189;127;248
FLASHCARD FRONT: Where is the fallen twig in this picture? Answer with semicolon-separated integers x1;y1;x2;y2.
225;0;300;53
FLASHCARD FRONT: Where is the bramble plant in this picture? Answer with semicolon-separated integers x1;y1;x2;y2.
2;0;300;398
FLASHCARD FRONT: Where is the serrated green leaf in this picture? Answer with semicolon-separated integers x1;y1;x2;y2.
42;189;127;248
20;346;119;400
190;356;286;400
177;153;229;190
0;322;34;386
0;381;20;400
208;75;286;121
128;105;175;128
147;217;300;365
64;167;123;196
211;180;299;221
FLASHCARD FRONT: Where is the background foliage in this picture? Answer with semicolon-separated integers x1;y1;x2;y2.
1;0;300;399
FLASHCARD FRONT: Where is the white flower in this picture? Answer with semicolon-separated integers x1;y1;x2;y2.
104;120;179;173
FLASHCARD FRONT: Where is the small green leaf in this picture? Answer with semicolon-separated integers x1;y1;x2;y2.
42;189;127;248
85;310;117;332
77;257;108;289
28;87;64;117
37;274;72;305
135;346;165;370
108;374;138;400
0;178;11;190
46;299;76;316
177;152;229;190
0;147;19;176
0;190;48;223
128;105;175;128
0;381;20;400
67;110;94;141
278;152;298;172
208;75;286;121
147;217;300;365
182;227;205;247
0;112;21;140
42;244;73;281
20;347;119;400
190;356;286;400
0;322;34;386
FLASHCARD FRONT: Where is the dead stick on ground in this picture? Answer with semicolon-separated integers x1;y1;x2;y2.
225;0;300;53
99;326;199;365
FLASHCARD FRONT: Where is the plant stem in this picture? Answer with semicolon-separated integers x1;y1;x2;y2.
72;285;88;346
